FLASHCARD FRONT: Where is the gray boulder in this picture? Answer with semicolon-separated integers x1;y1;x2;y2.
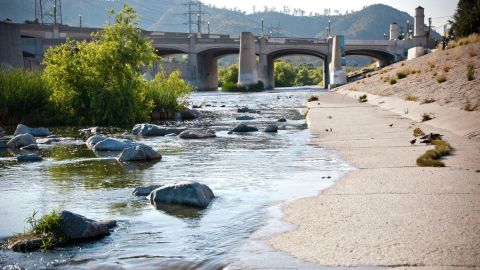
20;144;39;150
80;126;105;136
86;135;107;149
14;124;52;137
132;185;163;196
132;124;186;136
236;115;255;121
177;129;216;139
3;237;43;252
17;154;42;162
92;138;135;151
148;180;214;209
277;118;287;122
7;134;35;148
229;124;258;133
264;124;278;133
117;144;162;162
58;210;116;241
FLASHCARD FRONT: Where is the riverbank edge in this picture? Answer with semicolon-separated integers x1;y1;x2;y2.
268;90;480;268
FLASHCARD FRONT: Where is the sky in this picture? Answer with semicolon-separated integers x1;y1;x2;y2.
202;0;457;30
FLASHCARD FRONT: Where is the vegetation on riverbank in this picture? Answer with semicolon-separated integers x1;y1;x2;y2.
221;81;264;92
274;61;323;87
0;5;192;127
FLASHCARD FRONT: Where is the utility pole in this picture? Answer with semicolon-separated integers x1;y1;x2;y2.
261;18;264;35
36;0;62;25
183;0;205;33
79;14;82;28
427;17;431;39
207;21;210;34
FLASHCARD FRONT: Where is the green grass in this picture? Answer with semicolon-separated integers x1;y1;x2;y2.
23;210;63;250
0;69;52;125
221;81;264;92
416;139;452;167
396;69;410;79
421;113;433;122
389;78;397;85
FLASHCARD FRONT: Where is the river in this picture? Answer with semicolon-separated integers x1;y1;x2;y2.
0;88;353;269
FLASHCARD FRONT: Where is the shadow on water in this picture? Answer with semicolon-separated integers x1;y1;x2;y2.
151;202;207;221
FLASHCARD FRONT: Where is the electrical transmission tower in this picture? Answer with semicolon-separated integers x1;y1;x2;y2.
35;0;63;25
183;0;206;33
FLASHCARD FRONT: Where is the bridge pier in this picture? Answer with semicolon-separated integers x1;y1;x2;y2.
196;52;219;91
328;35;347;88
257;37;274;89
323;56;329;89
238;32;258;86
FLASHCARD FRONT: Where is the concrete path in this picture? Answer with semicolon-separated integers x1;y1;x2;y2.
269;92;480;268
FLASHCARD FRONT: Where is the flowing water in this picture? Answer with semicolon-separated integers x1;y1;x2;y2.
0;88;353;270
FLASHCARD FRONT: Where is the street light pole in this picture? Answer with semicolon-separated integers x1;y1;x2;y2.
261;18;264;35
208;21;210;34
328;19;331;37
406;20;410;39
79;14;82;28
197;13;201;33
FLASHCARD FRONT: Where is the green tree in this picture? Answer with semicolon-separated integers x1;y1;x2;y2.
218;64;238;86
274;60;296;87
144;70;192;112
449;0;480;38
42;5;158;126
295;67;313;86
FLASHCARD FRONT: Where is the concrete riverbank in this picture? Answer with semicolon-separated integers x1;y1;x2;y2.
269;91;480;268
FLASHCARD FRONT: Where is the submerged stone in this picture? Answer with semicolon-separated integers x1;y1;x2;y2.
7;134;36;149
17;154;42;162
264;124;278;133
229;124;258;133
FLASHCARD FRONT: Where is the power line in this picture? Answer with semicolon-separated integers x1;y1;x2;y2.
182;0;206;33
35;0;62;24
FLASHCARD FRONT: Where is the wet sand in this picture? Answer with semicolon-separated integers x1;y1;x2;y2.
269;91;480;268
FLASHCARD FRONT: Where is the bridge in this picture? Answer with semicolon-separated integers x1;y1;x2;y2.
0;6;431;90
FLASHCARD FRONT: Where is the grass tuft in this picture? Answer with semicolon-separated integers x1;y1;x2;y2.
421;113;433;122
307;95;319;102
389;78;397;85
421;97;435;104
436;74;447;83
358;94;368;103
467;63;475;81
416;139;452;167
413;127;425;137
405;95;418;101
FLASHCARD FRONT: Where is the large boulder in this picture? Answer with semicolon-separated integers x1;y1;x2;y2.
92;138;136;151
148;181;214;209
7;134;36;148
86;135;107;149
117;145;162;162
17;154;42;162
57;210;116;241
132;124;186;137
229;124;258;133
264;124;278;133
132;185;163;196
14;124;52;137
177;129;216;139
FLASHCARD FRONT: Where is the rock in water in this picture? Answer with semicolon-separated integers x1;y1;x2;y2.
0;140;7;149
229;124;258;133
36;137;61;145
86;135;107;149
132;185;163;196
264;124;278;133
58;210;116;241
91;138;135;151
13;124;52;137
177;129;216;139
179;109;200;120
277;118;287;122
117;145;162;162
3;237;44;252
20;144;39;150
132;124;186;136
7;134;36;148
236;115;255;120
17;154;42;162
148;181;214;209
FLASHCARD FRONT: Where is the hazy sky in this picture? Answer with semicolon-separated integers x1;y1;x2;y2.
202;0;457;30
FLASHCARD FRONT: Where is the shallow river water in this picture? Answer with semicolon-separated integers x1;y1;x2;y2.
0;88;353;270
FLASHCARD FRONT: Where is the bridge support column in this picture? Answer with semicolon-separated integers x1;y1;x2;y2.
329;35;346;88
196;52;218;91
323;57;329;89
258;36;274;89
238;32;258;86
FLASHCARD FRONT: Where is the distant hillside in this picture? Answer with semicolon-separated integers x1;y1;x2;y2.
0;0;440;40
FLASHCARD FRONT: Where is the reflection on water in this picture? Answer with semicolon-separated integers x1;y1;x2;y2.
0;88;352;269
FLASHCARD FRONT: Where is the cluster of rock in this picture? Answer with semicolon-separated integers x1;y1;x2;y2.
132;124;186;137
2;124;58;162
134;181;215;209
86;135;162;162
3;211;116;252
79;126;105;136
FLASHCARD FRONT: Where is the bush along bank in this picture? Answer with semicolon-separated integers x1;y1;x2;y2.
221;81;264;92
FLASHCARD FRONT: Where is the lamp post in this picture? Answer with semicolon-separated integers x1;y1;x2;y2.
197;13;201;33
79;14;82;28
261;18;264;35
328;19;331;37
406;20;410;39
384;32;386;40
207;21;210;34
